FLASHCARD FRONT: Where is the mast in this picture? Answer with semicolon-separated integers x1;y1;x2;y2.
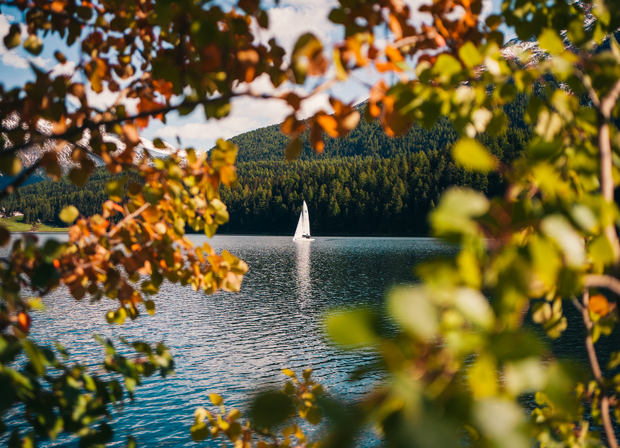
302;201;311;237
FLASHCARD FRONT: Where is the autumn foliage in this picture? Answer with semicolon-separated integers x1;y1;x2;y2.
3;0;620;446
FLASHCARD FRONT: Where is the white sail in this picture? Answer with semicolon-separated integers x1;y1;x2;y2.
302;201;311;237
293;200;314;242
294;211;304;239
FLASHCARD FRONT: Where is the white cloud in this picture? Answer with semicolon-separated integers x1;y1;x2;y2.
257;0;340;53
50;60;77;77
154;88;331;147
0;14;51;69
85;85;140;114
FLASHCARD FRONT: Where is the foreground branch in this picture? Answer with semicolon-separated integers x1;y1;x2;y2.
581;289;619;448
585;275;620;296
0;159;44;203
597;79;620;261
108;203;150;238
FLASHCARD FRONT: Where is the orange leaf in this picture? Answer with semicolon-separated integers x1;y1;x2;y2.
152;79;174;99
281;115;305;135
316;114;338;138
219;165;237;186
589;294;611;317
385;46;404;63
51;1;65;12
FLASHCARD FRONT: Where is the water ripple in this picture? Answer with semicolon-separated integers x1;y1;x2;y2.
2;236;454;447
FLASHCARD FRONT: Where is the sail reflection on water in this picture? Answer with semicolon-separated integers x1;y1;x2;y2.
295;241;311;308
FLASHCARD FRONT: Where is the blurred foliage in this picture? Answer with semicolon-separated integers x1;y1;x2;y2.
2;0;620;446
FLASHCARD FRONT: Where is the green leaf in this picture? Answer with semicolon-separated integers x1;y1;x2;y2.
250;391;294;428
458;42;483;68
504;358;547;396
285;136;303;161
540;215;586;268
106;177;127;202
452;138;495;172
531;302;552;324
190;422;209;441
388;287;438;339
538;28;564;55
0;155;22;176
454;287;494;330
325;309;378;346
468;354;498;398
305;406;322;425
22;340;46;376
23;34;43;56
68;168;89;187
153;138;166;149
486;109;508;136
145;300;156;315
430;187;489;240
588;234;615;268
432;53;462;82
59;206;79;224
3;24;21;49
0;226;10;247
473;398;528;447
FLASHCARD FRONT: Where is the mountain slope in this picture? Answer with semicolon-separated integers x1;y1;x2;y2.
231;94;531;163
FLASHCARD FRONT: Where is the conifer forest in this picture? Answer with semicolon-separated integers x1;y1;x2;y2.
2;97;532;235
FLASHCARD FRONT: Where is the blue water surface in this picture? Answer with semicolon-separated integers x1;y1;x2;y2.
3;235;455;447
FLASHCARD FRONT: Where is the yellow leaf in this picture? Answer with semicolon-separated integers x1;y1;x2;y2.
468;354;498;398
209;393;223;405
59;205;79;223
452;138;496;172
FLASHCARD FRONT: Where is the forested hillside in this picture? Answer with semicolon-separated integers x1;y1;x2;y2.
1;98;532;234
220;150;502;235
220;95;531;235
1;170;140;226
232;95;530;162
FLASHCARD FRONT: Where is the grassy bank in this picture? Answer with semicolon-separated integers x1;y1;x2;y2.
0;216;67;232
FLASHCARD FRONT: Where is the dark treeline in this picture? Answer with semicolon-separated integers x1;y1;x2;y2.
220;148;508;236
1;96;531;235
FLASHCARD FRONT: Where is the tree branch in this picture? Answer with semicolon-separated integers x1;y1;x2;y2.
2;94;236;156
585;274;620;296
594;78;620;261
580;289;619;448
108;203;150;238
600;78;620;120
0;158;44;203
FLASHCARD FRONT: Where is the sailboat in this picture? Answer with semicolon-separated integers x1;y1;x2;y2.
293;201;315;242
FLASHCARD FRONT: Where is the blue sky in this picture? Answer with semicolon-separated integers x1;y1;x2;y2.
0;0;507;151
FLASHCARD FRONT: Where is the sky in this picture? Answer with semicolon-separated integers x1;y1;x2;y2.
0;0;506;151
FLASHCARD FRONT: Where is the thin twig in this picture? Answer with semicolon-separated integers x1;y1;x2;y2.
0;159;44;203
585;274;620;296
596;78;620;261
580;289;619;448
108;203;149;238
393;35;421;49
574;69;601;109
2;93;239;156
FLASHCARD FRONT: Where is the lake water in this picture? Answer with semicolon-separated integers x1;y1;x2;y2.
3;235;617;446
2;236;456;447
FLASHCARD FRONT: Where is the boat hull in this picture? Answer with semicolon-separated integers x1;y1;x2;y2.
293;238;315;242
